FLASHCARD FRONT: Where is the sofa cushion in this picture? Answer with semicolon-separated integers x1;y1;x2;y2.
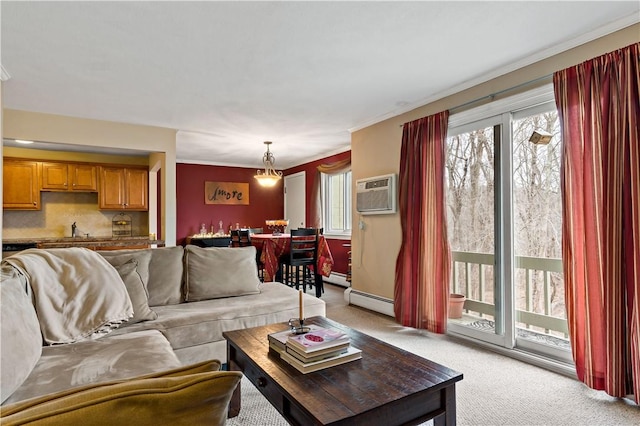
184;245;261;302
98;246;184;307
110;282;326;363
0;369;242;426
100;250;152;293
0;270;43;404
3;330;181;405
113;259;158;324
146;246;185;306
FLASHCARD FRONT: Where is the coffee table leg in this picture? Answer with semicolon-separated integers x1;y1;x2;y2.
434;385;457;426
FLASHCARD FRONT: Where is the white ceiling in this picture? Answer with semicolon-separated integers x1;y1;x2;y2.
2;1;638;169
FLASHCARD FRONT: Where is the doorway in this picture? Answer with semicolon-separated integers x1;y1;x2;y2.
284;171;305;232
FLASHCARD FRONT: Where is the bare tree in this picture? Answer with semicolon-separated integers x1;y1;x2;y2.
446;110;564;323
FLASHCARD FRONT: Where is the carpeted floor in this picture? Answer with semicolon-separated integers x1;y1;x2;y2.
227;283;639;426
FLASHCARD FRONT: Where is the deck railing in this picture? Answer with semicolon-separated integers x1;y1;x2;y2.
451;251;568;337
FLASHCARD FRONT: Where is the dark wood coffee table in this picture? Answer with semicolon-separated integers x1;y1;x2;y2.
223;316;463;425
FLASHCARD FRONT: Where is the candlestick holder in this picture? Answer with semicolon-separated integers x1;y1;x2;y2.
288;318;310;335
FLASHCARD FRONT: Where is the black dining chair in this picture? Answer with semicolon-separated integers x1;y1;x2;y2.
300;227;323;235
230;229;251;247
279;228;319;294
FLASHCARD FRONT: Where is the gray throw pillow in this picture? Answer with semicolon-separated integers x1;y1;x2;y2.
100;250;152;297
98;247;184;307
114;259;157;324
184;245;261;302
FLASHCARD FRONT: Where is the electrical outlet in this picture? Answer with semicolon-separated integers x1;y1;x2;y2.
358;220;365;230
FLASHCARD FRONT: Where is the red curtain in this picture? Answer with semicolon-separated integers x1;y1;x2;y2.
554;43;639;403
394;111;451;333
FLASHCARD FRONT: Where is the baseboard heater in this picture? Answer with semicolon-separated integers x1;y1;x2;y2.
345;288;395;317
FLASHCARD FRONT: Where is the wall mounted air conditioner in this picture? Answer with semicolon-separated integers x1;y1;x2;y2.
355;173;397;215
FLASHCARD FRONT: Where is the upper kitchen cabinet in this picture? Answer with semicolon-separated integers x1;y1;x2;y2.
98;166;148;211
41;162;98;192
3;159;41;210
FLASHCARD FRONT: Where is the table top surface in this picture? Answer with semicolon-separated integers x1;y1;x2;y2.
223;316;463;425
250;233;291;239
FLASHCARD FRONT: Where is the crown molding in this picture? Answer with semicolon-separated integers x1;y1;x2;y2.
1;65;10;81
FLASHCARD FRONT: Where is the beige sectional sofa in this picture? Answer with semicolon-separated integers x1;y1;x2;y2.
0;244;325;423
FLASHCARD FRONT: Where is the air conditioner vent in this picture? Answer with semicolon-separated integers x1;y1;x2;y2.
356;173;397;215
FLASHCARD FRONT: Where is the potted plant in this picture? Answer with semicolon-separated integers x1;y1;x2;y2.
448;293;466;319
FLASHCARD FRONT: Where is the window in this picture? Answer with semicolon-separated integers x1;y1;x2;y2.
322;170;352;236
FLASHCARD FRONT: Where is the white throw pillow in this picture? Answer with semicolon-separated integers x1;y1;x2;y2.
184;245;261;302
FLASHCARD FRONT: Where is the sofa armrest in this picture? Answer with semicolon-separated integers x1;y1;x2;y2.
1;361;242;426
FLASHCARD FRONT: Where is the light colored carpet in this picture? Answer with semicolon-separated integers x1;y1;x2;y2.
227;284;639;425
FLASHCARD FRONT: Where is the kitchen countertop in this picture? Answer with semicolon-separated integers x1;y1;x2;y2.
3;236;165;249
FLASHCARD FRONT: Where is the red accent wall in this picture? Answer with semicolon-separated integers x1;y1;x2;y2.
176;163;284;246
176;151;352;277
284;151;352;275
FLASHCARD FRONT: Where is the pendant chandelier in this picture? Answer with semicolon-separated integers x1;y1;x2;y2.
254;141;283;187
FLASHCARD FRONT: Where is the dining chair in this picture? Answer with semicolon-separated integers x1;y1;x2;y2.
300;227;323;235
230;229;251;247
279;228;319;294
294;228;323;290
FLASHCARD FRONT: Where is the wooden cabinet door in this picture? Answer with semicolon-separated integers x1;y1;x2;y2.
70;164;97;191
41;162;69;190
3;160;41;210
42;162;97;192
98;166;126;209
124;168;148;210
99;166;148;210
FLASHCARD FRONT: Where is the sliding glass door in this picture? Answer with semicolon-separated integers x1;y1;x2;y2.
511;104;570;361
445;88;571;363
445;119;504;346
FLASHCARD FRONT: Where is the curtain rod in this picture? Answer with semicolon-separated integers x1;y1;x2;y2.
399;73;553;127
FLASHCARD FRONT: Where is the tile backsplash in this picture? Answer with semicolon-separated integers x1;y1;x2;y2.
3;192;149;239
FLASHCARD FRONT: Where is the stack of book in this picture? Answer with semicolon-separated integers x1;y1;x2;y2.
268;325;362;374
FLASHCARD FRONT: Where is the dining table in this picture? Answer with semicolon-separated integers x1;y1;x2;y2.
250;233;334;297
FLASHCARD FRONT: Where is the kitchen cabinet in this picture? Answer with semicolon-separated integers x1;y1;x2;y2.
98;166;148;211
41;162;98;192
3;159;41;210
